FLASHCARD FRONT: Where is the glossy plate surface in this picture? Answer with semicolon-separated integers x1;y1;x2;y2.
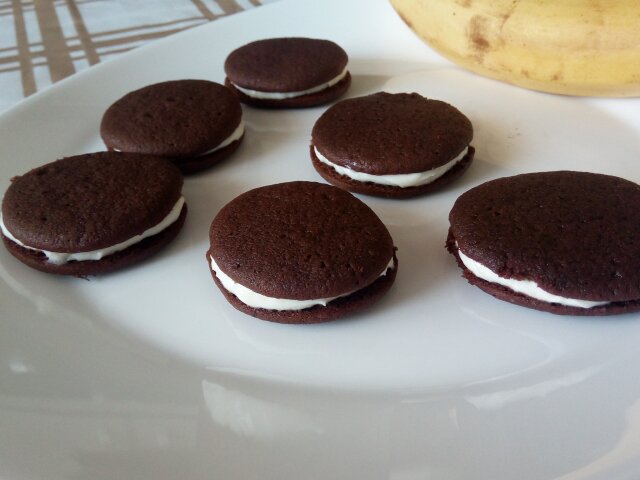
2;0;640;478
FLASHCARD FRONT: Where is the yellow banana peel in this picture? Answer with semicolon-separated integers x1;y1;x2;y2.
389;0;640;97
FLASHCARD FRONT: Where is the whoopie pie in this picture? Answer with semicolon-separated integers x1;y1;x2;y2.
224;37;351;108
100;79;244;174
447;171;640;315
207;181;397;323
311;92;475;198
1;152;186;275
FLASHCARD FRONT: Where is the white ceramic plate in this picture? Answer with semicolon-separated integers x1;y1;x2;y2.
3;1;640;478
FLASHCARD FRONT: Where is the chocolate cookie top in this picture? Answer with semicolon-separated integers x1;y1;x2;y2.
311;92;473;175
449;171;640;302
2;152;183;252
209;181;394;300
100;79;242;158
224;37;348;93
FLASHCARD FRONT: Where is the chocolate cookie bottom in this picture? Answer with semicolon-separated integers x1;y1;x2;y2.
446;230;640;316
311;146;474;198
172;136;244;175
3;205;187;276
207;252;398;324
225;73;351;109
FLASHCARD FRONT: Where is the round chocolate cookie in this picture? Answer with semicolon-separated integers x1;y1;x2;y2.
100;79;244;174
311;92;475;198
224;37;351;108
207;181;397;323
447;171;640;315
1;152;187;276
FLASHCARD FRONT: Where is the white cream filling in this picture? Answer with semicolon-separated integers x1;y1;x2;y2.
232;67;348;100
314;146;468;188
210;254;394;311
0;196;185;265
196;120;245;156
457;247;609;309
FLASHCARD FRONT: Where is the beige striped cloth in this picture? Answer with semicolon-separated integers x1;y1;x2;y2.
0;0;278;112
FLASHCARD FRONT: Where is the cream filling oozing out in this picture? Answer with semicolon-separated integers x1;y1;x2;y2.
314;146;469;188
232;67;348;100
457;247;610;308
210;254;394;311
0;196;185;265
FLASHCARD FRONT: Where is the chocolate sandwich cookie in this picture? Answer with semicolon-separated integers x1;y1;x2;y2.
100;79;244;174
1;152;187;276
207;181;397;323
224;37;351;108
311;92;475;198
447;171;640;315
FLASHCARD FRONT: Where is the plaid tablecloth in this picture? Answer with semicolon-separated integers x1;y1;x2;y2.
0;0;277;112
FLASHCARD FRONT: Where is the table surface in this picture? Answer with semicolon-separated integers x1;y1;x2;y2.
0;0;278;113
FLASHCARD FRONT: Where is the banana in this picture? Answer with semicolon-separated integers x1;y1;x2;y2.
389;0;640;97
